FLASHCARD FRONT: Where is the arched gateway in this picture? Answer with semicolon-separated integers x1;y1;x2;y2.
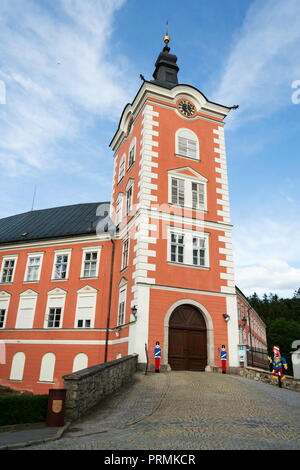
168;304;207;371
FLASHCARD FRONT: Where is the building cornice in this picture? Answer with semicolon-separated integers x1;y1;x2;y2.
0;234;111;252
110;81;232;152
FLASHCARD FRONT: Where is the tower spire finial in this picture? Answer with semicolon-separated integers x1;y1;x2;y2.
164;20;170;46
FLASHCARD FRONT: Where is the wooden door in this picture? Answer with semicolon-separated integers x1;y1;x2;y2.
168;304;207;371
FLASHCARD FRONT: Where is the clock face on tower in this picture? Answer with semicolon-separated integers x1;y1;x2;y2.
178;100;196;117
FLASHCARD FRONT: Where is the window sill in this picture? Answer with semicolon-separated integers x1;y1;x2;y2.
50;278;69;282
168;203;208;213
175;153;200;161
37;381;55;384
0;282;13;285
23;280;40;283
79;277;98;280
167;261;210;270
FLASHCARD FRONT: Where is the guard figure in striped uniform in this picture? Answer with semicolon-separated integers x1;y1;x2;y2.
154;341;161;373
220;345;227;374
268;345;287;388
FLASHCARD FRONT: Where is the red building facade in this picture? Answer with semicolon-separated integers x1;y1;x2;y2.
0;37;267;393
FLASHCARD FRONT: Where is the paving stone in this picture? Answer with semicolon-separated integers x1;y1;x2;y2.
26;371;300;450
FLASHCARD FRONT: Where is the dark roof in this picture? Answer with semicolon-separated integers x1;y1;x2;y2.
0;202;111;244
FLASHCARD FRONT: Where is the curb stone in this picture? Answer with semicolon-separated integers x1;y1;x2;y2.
0;421;72;450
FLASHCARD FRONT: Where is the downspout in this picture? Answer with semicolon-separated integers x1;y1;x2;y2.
104;237;115;363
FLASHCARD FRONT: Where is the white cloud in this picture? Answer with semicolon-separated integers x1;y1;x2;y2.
0;0;132;176
233;217;300;297
213;0;300;127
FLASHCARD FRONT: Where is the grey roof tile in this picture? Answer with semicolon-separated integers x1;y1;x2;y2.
0;202;110;244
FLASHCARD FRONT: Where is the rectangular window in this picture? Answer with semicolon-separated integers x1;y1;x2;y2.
77;319;91;328
178;136;197;159
118;288;126;326
53;254;69;280
192;182;205;209
128;145;135;168
168;228;209;268
171;178;185;206
83;251;98;278
192;237;206;266
75;292;96;328
118;155;126;181
170;233;184;263
26;256;42;282
1;258;16;283
0;309;6;328
122;238;129;270
47;307;61;328
126;185;133;216
15;295;38;329
116;196;123;226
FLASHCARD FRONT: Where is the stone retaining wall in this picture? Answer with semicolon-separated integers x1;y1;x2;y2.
63;354;138;421
230;366;300;391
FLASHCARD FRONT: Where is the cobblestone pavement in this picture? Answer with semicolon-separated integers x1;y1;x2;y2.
28;371;300;450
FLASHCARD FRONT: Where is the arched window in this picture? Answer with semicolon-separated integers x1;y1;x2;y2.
39;352;56;382
10;352;25;381
175;128;199;160
72;353;88;372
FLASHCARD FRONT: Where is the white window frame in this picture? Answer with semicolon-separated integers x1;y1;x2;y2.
126;180;134;216
175;128;200;160
74;286;97;329
118;154;126;182
39;353;56;382
170;232;185;264
44;288;67;329
0;255;18;284
24;252;44;282
167;226;210;268
171;177;185;206
117;282;127;326
168;170;207;211
80;246;101;279
0;291;11;329
192;236;206;267
9;352;25;381
73;353;88;372
116;193;124;226
51;249;72;281
121;237;130;270
15;290;38;329
128;137;136;169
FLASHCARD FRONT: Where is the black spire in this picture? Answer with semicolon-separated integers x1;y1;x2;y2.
151;31;179;89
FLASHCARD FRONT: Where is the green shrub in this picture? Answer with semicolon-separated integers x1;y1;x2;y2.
0;394;48;426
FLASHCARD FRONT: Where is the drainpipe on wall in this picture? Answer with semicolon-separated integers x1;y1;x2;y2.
104;237;115;363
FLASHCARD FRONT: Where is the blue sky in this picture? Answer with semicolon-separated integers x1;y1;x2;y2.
0;0;300;298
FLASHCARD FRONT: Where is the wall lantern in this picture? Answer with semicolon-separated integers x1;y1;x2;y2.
223;313;230;322
131;305;137;320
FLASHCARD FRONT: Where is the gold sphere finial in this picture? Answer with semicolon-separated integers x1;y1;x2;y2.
164;21;170;45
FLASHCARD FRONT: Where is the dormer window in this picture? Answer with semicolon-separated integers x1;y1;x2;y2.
176;128;199;160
